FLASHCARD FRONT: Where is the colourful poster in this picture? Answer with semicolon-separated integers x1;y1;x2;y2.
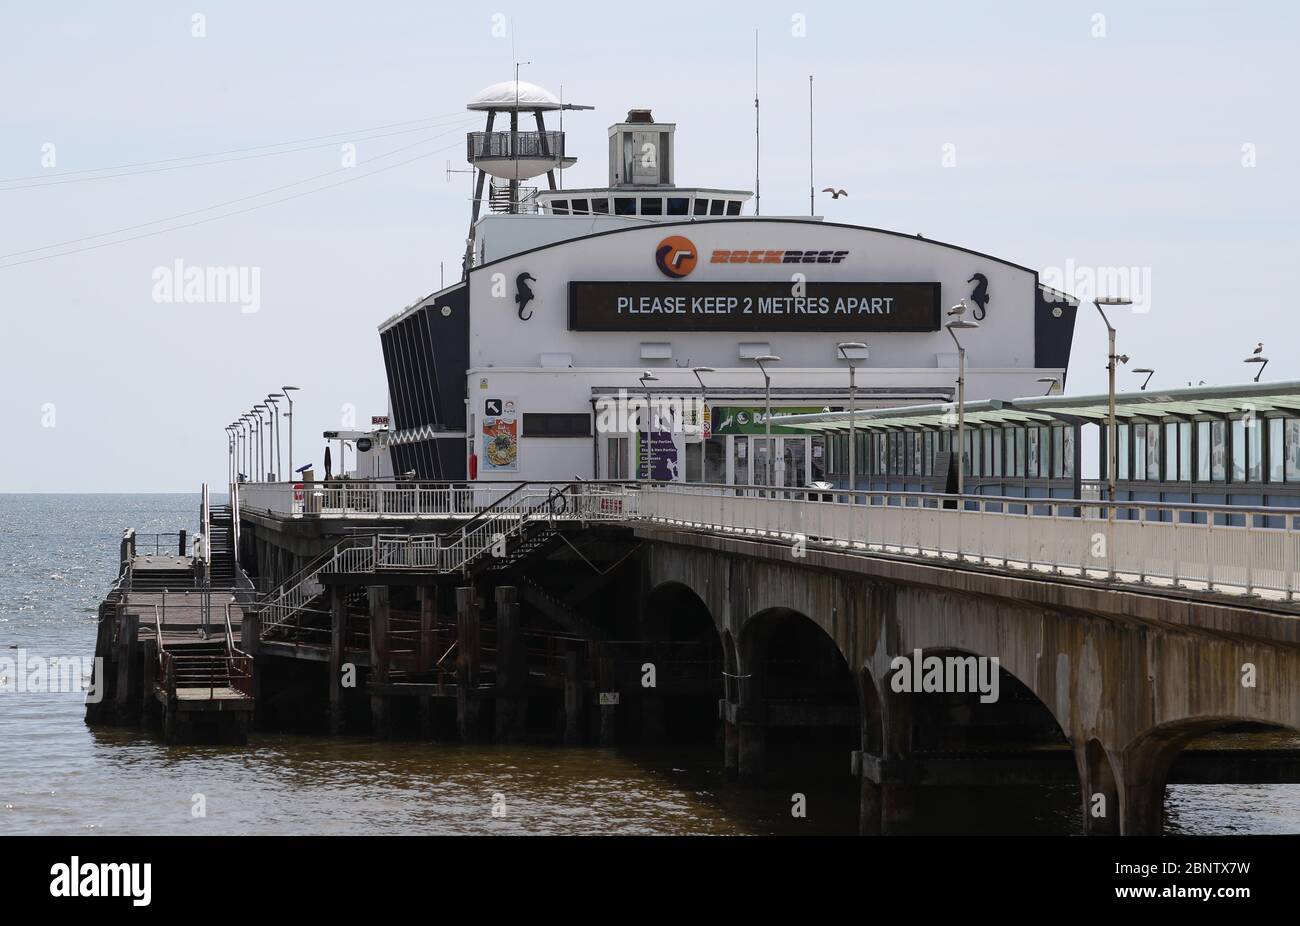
636;430;679;481
481;396;519;472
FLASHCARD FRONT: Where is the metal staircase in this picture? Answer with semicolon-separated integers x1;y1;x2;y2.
257;483;591;640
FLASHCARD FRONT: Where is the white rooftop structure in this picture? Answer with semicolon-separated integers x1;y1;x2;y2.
467;80;563;112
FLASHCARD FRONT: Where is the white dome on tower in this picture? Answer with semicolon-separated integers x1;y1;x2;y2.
467;80;563;112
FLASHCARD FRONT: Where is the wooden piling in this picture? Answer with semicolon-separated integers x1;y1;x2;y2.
368;585;392;739
455;586;481;742
563;650;583;745
329;585;348;735
494;586;527;743
114;612;139;723
595;642;616;746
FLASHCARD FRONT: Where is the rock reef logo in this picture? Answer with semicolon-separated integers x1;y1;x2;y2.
655;236;697;278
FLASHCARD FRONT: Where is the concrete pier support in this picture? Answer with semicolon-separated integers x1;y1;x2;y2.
859;774;883;836
1079;741;1120;835
456;586;481;742
328;585;349;735
880;782;916;835
722;700;739;778
494;586;527;743
368;586;392;739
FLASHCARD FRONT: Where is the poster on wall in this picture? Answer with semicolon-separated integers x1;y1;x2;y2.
481;396;519;472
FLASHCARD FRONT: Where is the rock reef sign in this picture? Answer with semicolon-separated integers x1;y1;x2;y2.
568;281;939;332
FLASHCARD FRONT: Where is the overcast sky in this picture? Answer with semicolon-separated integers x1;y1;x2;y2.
1;0;1296;492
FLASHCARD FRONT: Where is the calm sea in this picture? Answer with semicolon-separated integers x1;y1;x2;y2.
1;494;1297;836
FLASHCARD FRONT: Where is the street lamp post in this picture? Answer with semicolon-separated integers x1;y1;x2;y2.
836;342;867;499
225;426;235;484
945;303;980;500
1132;368;1154;391
267;395;284;481
691;366;715;483
1094;297;1133;515
753;355;781;492
253;405;269;481
1037;377;1060;396
639;371;659;481
281;386;300;477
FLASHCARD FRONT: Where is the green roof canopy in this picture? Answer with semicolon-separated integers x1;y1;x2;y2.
773;381;1300;434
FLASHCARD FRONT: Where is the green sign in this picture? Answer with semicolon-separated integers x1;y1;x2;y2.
710;406;826;436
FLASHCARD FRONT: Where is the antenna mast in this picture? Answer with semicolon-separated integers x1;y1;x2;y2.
753;29;760;216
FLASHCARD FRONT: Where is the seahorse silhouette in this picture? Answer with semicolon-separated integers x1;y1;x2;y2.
515;272;537;320
967;273;989;320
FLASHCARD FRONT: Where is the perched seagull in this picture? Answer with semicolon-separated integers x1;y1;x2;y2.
821;187;848;199
1253;342;1264;355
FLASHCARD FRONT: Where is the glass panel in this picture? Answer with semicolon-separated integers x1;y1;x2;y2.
705;436;726;483
709;200;725;215
685;441;703;482
640;197;662;215
783;439;806;487
1197;421;1210;481
614;197;636;215
991;430;1002;477
1269;419;1284;483
1131;426;1144;481
1164;422;1178;481
1062;427;1075;478
667;197;689;215
1248;418;1262;482
550;200;569;215
692;198;709;216
1178;422;1192;481
735;436;749;483
1288;419;1300;482
1027;428;1040;478
1052;427;1065;478
924;432;934;476
571;199;590;215
1146;423;1160;481
726;200;742;215
811;436;826;483
1211;420;1226;481
1231;419;1246;482
753;437;774;485
591;197;610;214
913;433;923;476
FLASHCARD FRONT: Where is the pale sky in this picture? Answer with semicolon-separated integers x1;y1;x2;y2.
1;0;1296;492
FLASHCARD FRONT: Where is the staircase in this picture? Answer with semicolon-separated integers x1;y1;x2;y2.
167;641;234;691
208;506;236;587
256;484;581;640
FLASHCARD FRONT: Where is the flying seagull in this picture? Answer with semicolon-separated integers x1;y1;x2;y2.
821;187;848;199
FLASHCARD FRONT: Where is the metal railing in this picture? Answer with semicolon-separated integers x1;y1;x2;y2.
467;131;565;161
634;483;1300;601
257;484;637;636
